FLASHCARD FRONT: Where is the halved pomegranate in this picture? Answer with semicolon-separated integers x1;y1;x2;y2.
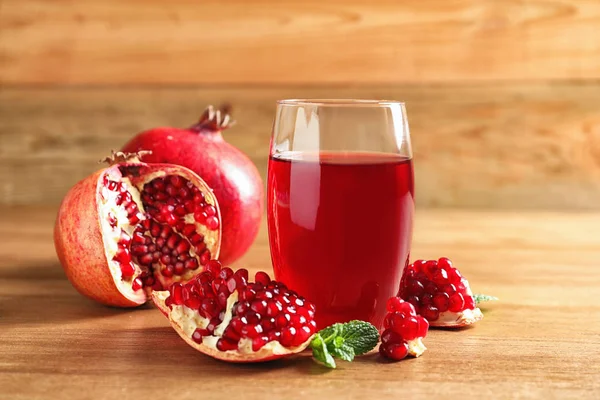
152;262;317;362
54;151;221;307
398;258;483;327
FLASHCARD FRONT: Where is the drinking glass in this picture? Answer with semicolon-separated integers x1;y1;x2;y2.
267;99;414;330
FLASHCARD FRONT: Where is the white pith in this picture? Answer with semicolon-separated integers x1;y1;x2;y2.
407;338;427;357
433;308;484;326
98;169;219;299
154;291;313;359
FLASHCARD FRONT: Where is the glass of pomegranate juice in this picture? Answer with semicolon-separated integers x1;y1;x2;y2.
267;99;414;330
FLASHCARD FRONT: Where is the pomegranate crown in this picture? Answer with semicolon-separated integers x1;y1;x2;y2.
100;150;152;165
192;105;236;132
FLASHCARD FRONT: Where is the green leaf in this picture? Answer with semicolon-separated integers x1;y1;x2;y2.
310;320;379;368
319;320;379;355
310;333;336;369
331;343;355;362
473;294;499;304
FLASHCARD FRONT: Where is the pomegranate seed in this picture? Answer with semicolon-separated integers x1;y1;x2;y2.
293;326;312;346
113;247;130;264
189;233;204;245
205;216;219;230
182;224;196;236
223;326;240;342
280;326;296;347
203;205;217;217
106;180;118;191
166;234;179;249
417;317;429;337
138;253;153;265
184;258;199;270
464;295;476;310
442;284;457;295
381;329;403;345
171;283;184;305
174;262;185;275
421;305;440;321
216;338;238;352
423;260;439;278
132;231;146;244
154;191;168;201
275;313;290;328
252;336;269;351
255;271;271;286
433;292;450;312
241;324;263;339
448;293;465;312
175;240;190;254
194;211;207;223
131;277;143;291
205;260;222;275
424;281;437;295
219;267;233;280
108;213;117;227
380;342;409;361
120;262;136;278
170;175;184;188
250;300;267;314
408;280;425;296
433;269;449;285
162;265;174;277
386;297;404;313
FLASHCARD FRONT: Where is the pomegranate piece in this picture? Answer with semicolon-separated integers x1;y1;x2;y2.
398;258;483;327
152;262;317;362
122;105;263;266
54;151;222;307
380;298;428;360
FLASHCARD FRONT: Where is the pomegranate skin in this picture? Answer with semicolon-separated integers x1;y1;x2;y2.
122;121;263;266
54;170;142;307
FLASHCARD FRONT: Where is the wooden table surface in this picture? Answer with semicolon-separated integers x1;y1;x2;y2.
1;207;599;399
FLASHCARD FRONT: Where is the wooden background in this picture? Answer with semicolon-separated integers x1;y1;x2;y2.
1;0;600;209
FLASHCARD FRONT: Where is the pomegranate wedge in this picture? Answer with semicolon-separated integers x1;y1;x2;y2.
153;262;317;362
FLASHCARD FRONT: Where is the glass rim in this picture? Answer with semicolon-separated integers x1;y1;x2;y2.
277;99;405;107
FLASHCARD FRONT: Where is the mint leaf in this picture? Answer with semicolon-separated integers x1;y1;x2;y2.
473;294;498;304
319;320;379;355
331;343;355;362
310;333;336;368
310;320;379;368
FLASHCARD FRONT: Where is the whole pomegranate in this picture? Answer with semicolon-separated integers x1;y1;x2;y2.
54;151;222;307
121;106;264;265
153;260;317;362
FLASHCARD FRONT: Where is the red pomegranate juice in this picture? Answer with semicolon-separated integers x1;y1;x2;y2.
267;152;414;329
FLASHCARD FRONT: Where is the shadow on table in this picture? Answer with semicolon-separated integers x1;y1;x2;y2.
0;261;66;280
0;261;149;325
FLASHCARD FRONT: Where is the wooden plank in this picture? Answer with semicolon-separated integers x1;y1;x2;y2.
1;0;600;85
1;207;600;399
2;84;600;209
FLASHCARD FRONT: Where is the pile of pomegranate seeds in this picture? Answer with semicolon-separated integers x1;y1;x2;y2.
398;257;483;327
380;297;429;361
166;261;317;353
101;173;220;292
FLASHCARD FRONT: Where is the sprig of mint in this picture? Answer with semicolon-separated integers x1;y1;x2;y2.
309;320;379;368
473;294;499;304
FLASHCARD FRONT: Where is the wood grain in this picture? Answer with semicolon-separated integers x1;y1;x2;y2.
1;0;600;84
1;207;599;399
2;84;600;209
